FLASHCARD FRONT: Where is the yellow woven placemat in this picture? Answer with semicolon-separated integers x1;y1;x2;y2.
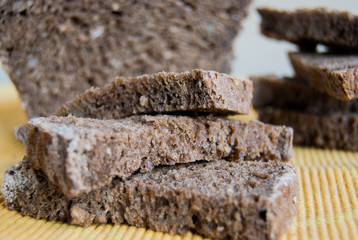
0;84;357;240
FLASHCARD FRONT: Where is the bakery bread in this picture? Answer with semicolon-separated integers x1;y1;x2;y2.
256;107;358;151
56;69;253;119
252;75;358;150
16;115;293;197
251;75;358;114
0;0;253;118
289;52;358;101
2;158;299;240
258;7;358;51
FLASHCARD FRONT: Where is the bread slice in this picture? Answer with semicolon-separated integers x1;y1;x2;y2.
2;158;299;240
56;69;253;119
16;115;293;197
257;107;358;151
0;0;253;118
251;75;358;114
258;7;358;51
289;52;358;101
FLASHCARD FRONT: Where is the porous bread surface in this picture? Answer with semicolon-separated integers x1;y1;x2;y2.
56;69;253;119
251;75;358;114
257;107;358;151
2;158;299;240
258;7;358;50
0;0;252;118
16;115;293;197
289;52;358;101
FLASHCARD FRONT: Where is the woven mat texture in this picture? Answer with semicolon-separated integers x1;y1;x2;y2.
0;84;357;240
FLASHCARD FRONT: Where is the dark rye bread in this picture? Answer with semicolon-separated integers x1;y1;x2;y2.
251;75;358;114
0;0;252;118
258;8;358;51
289;52;358;101
2;158;299;240
257;107;358;151
56;69;253;119
16;115;293;197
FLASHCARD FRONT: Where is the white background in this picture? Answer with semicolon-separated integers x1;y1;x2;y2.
1;0;357;85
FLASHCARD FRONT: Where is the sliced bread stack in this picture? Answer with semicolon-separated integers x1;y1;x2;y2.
2;69;299;240
254;8;358;150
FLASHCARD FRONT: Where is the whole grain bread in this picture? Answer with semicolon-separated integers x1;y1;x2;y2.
2;158;299;240
16;114;293;197
258;7;358;51
251;75;358;114
256;107;358;150
56;69;253;119
289;52;358;101
0;0;252;118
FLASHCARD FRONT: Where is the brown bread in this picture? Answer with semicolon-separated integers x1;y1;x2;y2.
16;115;293;197
2;158;299;240
289;52;358;101
56;69;253;119
0;0;252;118
258;7;358;51
256;107;358;151
251;75;358;114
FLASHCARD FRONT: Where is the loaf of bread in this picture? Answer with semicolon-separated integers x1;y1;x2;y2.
289;52;358;101
258;7;358;51
0;0;253;118
17;114;293;197
2;158;299;240
56;69;253;119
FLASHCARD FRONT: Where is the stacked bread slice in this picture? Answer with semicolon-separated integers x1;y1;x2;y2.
254;8;358;150
2;69;298;239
